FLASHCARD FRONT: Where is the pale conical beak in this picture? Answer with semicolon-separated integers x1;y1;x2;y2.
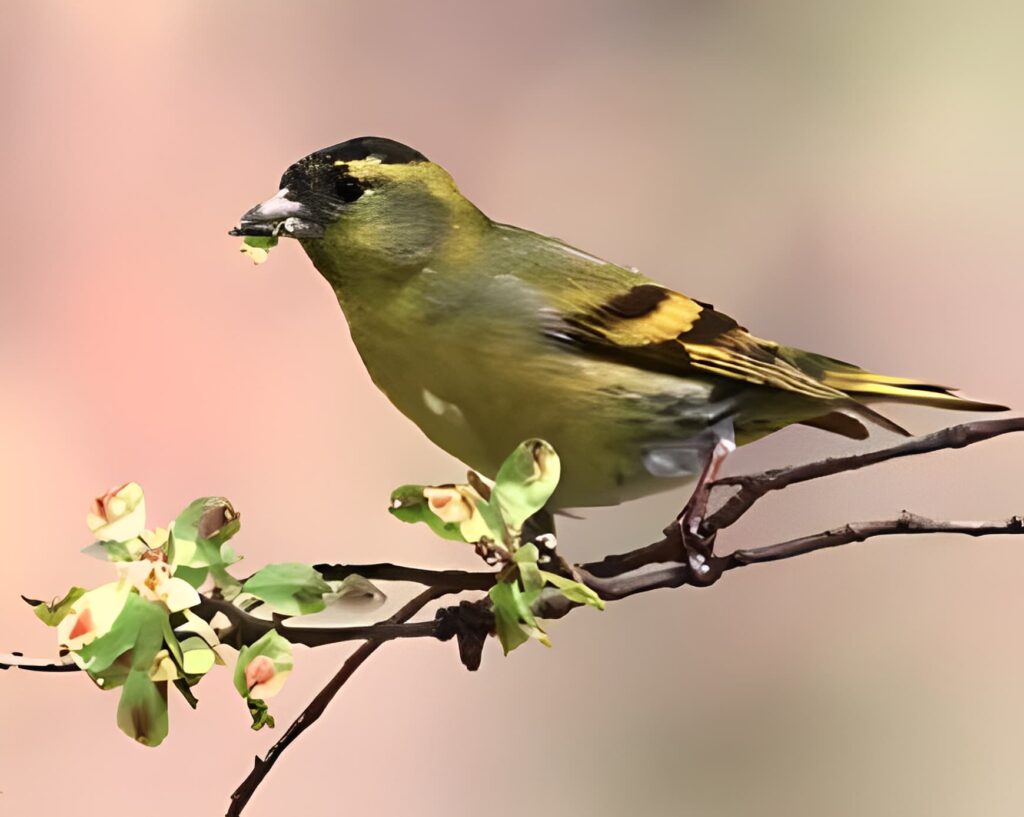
229;188;328;238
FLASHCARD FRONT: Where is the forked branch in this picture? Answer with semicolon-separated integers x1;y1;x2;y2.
224;417;1024;814
5;417;1022;815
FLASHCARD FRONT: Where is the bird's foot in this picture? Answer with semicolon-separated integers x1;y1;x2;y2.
674;437;735;585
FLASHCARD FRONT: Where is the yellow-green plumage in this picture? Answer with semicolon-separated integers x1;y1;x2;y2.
232;137;1007;509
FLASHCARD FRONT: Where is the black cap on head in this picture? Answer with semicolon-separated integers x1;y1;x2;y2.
312;136;429;166
232;137;429;239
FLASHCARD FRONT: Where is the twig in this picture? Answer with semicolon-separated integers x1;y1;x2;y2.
722;512;1024;568
7;418;1022;814
705;417;1024;532
225;586;448;817
314;562;495;591
0;652;79;672
533;511;1024;622
196;596;443;650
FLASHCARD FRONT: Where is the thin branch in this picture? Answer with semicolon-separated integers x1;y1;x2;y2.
196;596;443;650
7;417;1023;814
314;562;495;591
226;586;448;817
705;417;1024;532
0;652;79;672
538;512;1024;618
722;512;1024;568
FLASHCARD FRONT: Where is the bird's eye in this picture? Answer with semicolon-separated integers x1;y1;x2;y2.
334;172;365;204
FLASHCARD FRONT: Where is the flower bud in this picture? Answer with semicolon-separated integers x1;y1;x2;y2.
244;654;290;700
86;483;146;542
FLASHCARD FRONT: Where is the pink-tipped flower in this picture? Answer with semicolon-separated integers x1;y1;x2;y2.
56;582;131;654
244;654;290;700
86;483;146;542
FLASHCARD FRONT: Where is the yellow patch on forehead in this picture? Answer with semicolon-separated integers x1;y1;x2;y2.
338;157;456;193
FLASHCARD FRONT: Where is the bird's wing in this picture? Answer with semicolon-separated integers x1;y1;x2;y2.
550;283;846;402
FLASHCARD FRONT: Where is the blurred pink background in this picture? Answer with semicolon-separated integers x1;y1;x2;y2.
3;2;1024;815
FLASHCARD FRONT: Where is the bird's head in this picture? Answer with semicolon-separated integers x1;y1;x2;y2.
230;136;483;277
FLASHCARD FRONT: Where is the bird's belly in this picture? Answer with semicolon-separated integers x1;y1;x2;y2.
356;335;714;508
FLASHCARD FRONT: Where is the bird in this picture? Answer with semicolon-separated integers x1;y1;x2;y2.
230;136;1006;510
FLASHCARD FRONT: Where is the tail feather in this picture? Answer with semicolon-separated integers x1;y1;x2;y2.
779;349;1009;413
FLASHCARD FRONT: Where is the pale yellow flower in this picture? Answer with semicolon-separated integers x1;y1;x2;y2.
115;554;200;613
86;482;146;542
56;581;132;654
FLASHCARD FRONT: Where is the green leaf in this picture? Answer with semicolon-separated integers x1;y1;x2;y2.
160;611;185;668
388;485;468;542
471;495;507;544
488;580;547;655
179;636;217;676
240;235;278;265
246;698;276;730
540;571;605;610
81;540;138;562
492;440;561;532
330;574;386;607
168;497;242;573
242;563;332;616
489;581;530;654
172;564;209;589
29;587;87;627
242;235;278;250
75;593;168;677
209;566;243;599
513;544;544;593
116;670;169;747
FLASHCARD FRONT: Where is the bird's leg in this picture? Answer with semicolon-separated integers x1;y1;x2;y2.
674;437;735;584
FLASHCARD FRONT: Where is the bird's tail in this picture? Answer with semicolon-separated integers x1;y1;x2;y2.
780;348;1009;413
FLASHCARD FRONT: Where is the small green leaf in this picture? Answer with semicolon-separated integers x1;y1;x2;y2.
540;571;605;610
75;593;168;678
513;544;544;592
172;564;209;589
242;563;332;616
29;587;87;627
489;581;530;654
209;565;243;599
180;636;217;676
81;540;138;562
246;698;276;730
488;580;547;654
471;495;507;544
168;497;241;573
240;235;278;265
492;440;561;532
116;670;169;747
332;574;386;605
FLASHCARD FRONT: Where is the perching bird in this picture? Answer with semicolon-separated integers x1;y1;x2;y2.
231;136;1006;509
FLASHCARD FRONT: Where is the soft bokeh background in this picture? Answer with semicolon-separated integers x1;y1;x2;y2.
2;1;1023;814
